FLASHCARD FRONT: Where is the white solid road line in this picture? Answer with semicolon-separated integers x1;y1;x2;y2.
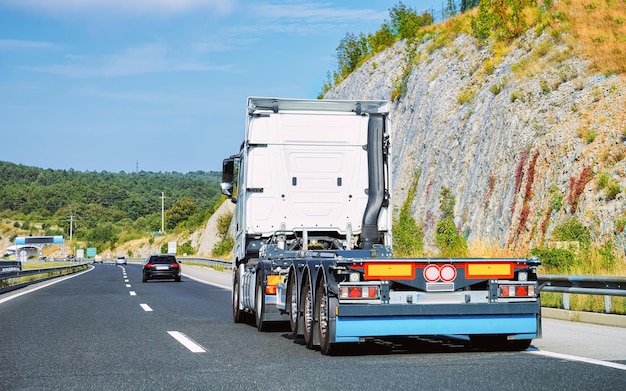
140;303;153;312
0;266;94;305
527;348;626;371
167;331;206;353
182;273;231;290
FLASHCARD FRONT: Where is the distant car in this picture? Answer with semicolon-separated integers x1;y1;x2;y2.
142;254;181;282
116;256;127;265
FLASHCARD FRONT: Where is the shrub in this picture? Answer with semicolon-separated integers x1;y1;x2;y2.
510;90;526;102
178;240;195;256
548;185;563;211
213;235;234;257
393;170;424;257
435;217;468;257
597;240;616;270
616;217;626;233
217;212;233;238
530;247;576;271
552;218;591;248
457;88;477;105
393;212;424;257
605;181;622;200
490;80;506;95
435;187;468;257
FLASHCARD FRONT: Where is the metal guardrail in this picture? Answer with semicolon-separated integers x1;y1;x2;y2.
0;263;90;294
0;260;22;272
538;274;626;313
178;257;231;269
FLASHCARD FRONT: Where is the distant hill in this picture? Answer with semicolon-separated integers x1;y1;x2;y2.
0;161;222;253
325;1;625;257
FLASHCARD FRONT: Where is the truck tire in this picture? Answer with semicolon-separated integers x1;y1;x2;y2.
317;283;337;356
233;270;245;323
302;277;315;349
255;281;268;331
287;271;300;337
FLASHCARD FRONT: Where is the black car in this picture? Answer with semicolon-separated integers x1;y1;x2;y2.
142;254;181;282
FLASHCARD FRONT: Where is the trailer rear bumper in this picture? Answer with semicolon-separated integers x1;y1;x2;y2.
333;304;541;343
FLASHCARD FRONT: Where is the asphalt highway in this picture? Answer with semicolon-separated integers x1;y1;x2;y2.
0;263;624;390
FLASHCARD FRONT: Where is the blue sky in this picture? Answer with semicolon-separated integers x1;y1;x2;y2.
1;0;441;173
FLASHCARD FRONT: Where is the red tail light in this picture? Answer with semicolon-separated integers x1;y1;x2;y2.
340;285;380;300
265;285;277;295
171;263;180;268
501;285;510;297
498;283;536;298
349;287;362;298
145;263;153;269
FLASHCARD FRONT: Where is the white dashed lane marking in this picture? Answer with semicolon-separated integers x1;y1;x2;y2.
168;331;206;353
129;291;136;296
140;304;153;312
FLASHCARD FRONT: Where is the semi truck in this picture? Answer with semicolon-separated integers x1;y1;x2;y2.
221;97;541;355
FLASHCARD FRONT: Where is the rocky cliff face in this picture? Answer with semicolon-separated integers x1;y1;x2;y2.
325;31;626;255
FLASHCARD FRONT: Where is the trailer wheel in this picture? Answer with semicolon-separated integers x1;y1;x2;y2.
287;272;300;337
233;270;245;323
255;281;268;331
302;277;315;349
317;283;337;356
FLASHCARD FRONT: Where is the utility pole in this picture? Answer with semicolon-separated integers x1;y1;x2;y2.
69;214;73;242
66;213;75;258
160;192;166;234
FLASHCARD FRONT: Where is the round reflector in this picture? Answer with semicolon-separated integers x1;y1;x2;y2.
439;264;457;282
423;264;440;282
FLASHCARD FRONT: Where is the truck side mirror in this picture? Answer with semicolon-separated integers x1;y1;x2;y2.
221;158;236;202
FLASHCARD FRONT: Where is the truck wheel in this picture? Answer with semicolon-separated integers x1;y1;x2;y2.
302;277;315;349
255;282;268;331
233;271;245;323
317;283;337;355
287;272;300;337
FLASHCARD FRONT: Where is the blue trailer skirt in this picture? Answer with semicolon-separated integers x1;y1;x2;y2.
334;314;539;343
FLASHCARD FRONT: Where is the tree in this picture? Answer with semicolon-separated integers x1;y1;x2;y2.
336;32;369;80
445;0;458;19
471;0;537;41
461;0;480;13
367;22;395;53
389;2;434;40
166;197;198;229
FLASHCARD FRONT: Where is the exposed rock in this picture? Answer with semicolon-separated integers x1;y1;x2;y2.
196;200;235;257
325;31;626;255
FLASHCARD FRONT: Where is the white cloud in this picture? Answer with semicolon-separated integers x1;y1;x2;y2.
251;2;386;23
0;0;234;17
233;2;388;37
20;43;233;77
0;39;56;50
